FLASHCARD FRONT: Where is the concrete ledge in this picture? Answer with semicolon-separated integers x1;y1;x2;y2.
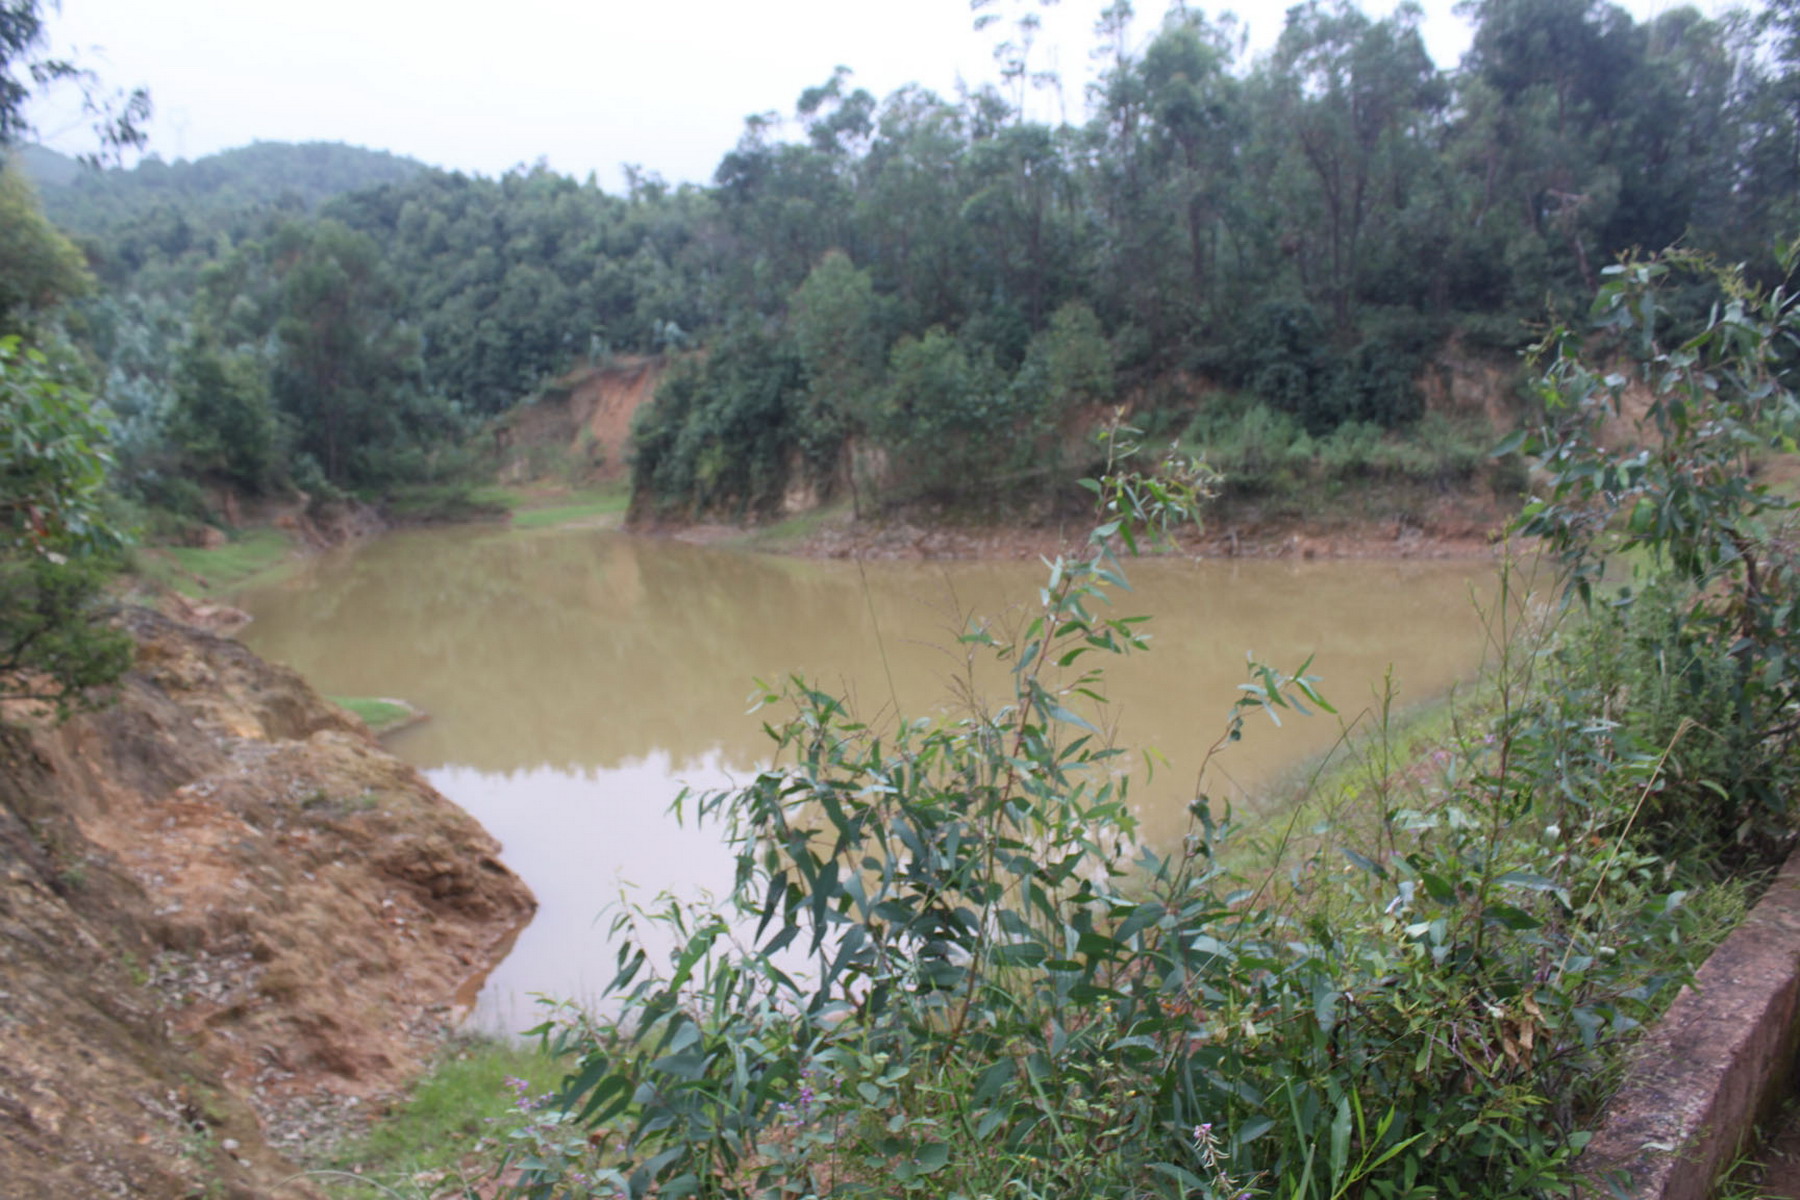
1577;849;1800;1199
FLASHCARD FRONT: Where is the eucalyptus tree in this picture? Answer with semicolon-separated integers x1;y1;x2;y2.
1137;12;1245;338
971;0;1067;121
958;119;1080;338
796;66;877;160
1260;0;1446;334
322;164;710;412
854;87;978;331
0;0;146;160
712;110;858;315
1077;9;1248;365
1456;0;1643;295
787;249;885;489
1603;8;1739;254
1723;0;1800;255
268;219;428;485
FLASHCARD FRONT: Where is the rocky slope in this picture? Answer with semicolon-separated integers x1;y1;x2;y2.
0;608;535;1198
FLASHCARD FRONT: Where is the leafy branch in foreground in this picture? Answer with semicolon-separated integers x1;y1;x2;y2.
506;409;1730;1199
1512;246;1800;858
0;336;130;718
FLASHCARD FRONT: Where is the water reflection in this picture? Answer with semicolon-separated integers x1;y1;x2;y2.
426;753;742;1032
234;525;1503;1028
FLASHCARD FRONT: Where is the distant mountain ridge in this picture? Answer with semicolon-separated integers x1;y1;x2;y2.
16;140;427;235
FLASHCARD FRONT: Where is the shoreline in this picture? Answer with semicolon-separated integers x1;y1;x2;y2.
644;505;1515;564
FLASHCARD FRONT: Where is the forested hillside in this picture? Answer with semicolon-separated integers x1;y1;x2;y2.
21;0;1800;523
27;140;426;237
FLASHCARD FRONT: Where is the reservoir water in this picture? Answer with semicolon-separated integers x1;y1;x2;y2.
232;522;1507;1030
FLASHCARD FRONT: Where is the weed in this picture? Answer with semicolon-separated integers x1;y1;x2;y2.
328;696;420;736
309;1035;565;1199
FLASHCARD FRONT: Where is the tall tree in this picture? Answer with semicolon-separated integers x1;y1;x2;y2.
0;162;90;335
168;336;278;493
1263;0;1445;332
1136;12;1244;328
856;87;974;331
788;249;884;486
0;4;137;714
1457;0;1643;293
269;219;423;484
959;120;1076;333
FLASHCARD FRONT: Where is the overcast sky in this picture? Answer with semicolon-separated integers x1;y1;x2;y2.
27;0;1696;192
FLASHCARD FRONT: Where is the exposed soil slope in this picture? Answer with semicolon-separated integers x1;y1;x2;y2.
496;356;665;484
0;609;535;1198
776;487;1512;562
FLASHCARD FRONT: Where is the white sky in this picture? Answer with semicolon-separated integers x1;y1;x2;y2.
27;0;1697;192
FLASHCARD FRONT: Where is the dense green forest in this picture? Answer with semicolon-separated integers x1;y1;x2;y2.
14;0;1800;520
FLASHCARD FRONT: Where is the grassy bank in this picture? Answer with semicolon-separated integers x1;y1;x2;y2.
126;481;631;604
327;695;425;736
132;527;300;599
304;1035;565;1199
505;484;631;531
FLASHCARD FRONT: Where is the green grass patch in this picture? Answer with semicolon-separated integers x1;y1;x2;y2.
464;484;521;510
735;498;854;550
328;696;421;735
382;483;512;524
134;527;298;599
309;1035;564;1199
507;485;630;530
1193;657;1517;912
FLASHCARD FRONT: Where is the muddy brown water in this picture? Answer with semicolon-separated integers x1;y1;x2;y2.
232;523;1513;1031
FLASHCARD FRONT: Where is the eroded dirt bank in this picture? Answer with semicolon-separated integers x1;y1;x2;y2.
0;608;535;1198
650;486;1515;562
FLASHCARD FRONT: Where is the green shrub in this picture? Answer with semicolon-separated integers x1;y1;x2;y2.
0;553;131;720
1;335;131;718
129;470;212;534
1317;419;1383;479
1553;577;1790;872
1185;399;1312;495
1213;303;1429;434
877;326;1016;499
381;482;510;525
168;340;280;493
631;326;804;518
1515;248;1800;860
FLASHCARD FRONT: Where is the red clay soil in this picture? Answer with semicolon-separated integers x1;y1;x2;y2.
495;356;664;484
